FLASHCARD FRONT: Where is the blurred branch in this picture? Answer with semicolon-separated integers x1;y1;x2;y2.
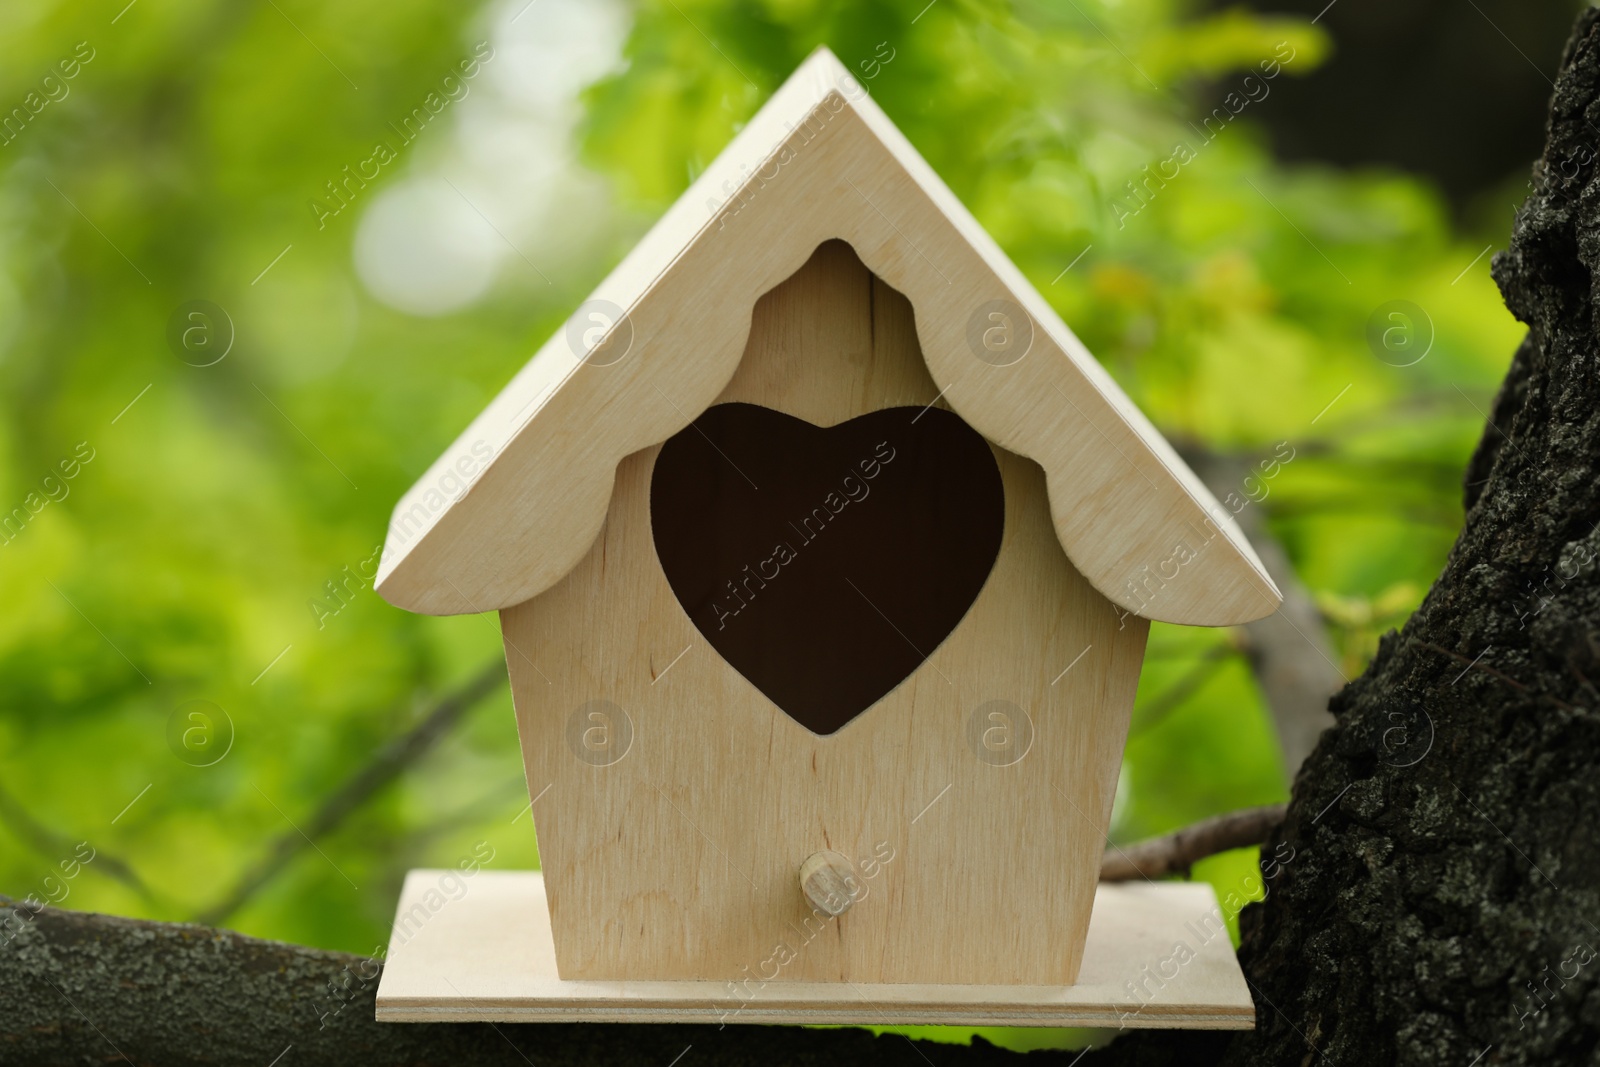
1276;442;1471;482
1183;445;1344;779
405;777;529;852
1100;804;1287;882
1264;499;1460;527
197;659;507;927
0;778;154;903
1289;387;1502;447
1128;640;1239;737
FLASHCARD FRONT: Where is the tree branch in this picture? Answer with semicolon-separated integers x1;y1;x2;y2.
1128;640;1238;737
0;778;155;904
1100;805;1287;882
196;659;506;926
1182;446;1344;778
0;898;1010;1067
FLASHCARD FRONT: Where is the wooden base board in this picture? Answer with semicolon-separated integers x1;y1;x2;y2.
375;871;1255;1029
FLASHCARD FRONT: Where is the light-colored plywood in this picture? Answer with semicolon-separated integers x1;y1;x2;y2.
499;243;1150;986
376;871;1256;1029
375;47;1281;627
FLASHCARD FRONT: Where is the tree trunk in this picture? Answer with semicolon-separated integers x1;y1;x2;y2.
7;10;1600;1066
1089;10;1600;1064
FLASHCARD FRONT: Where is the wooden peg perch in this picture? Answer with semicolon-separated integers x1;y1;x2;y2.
799;850;858;916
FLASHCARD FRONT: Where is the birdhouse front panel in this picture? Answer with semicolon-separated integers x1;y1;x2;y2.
500;241;1149;985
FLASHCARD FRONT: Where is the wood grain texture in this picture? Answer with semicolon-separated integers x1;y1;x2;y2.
500;244;1149;985
375;871;1256;1028
375;47;1281;627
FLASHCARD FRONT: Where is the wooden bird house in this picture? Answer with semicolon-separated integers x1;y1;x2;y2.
374;47;1278;1025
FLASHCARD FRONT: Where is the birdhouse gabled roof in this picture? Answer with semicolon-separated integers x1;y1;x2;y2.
375;47;1281;627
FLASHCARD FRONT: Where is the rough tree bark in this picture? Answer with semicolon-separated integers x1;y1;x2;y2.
1089;11;1600;1064
6;10;1600;1066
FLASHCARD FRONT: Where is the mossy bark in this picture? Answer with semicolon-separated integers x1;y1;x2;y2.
0;900;1029;1066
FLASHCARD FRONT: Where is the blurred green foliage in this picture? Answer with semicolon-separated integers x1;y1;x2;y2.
0;0;1529;1053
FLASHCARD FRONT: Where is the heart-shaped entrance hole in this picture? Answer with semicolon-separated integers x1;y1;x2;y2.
650;402;1004;734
